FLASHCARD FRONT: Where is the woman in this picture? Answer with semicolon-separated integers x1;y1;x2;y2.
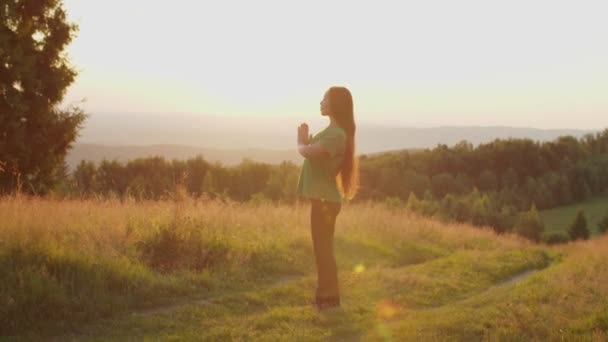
296;86;359;311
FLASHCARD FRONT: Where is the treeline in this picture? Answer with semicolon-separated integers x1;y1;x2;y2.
63;129;608;207
67;156;301;203
360;131;608;209
360;129;608;240
56;129;608;241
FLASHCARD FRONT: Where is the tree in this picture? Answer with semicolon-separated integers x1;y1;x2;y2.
402;170;431;199
406;192;420;212
598;212;608;234
201;170;216;196
556;174;573;205
185;156;210;198
97;160;128;198
377;166;402;198
1;1;86;194
514;204;544;242
543;233;570;245
471;194;493;227
568;209;590;241
454;173;472;194
496;205;518;234
477;169;498;192
73;160;97;196
431;172;458;198
437;193;457;221
230;159;272;201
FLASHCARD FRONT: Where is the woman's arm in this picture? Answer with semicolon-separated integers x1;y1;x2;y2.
297;122;330;159
298;143;330;159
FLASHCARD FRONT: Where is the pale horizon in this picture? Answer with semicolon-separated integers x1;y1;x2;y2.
62;0;608;130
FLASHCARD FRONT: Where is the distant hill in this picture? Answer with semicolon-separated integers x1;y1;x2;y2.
67;112;598;169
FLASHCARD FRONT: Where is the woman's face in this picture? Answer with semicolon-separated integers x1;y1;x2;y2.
320;92;332;116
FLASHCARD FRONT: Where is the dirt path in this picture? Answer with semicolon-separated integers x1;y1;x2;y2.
425;263;552;312
130;260;550;318
54;274;306;341
131;274;303;317
58;255;554;341
112;257;449;319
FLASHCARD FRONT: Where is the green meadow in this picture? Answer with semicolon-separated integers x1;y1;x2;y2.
540;194;608;238
1;197;607;341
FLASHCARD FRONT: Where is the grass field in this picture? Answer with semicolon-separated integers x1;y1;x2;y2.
540;194;608;238
1;196;607;341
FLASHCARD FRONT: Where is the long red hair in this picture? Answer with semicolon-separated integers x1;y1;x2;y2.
327;86;359;200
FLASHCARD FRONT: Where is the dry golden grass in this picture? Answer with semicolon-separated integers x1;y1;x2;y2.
1;195;534;258
2;196;606;340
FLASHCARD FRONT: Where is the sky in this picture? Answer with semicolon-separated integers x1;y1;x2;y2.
61;0;608;129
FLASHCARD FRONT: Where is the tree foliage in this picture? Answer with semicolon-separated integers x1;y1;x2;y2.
68;156;301;203
514;205;544;242
1;0;86;194
598;212;608;234
54;127;608;243
543;233;570;245
568;209;590;241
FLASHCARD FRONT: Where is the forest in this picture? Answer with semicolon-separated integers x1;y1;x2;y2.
52;129;608;243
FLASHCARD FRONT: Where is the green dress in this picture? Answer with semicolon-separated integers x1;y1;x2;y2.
296;124;347;204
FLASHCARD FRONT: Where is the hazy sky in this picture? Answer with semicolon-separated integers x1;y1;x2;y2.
61;0;607;129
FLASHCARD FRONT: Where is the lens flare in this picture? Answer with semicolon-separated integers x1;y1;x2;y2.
375;321;393;342
376;299;400;320
354;263;366;273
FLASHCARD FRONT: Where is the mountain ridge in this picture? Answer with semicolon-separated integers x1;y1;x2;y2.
67;114;598;170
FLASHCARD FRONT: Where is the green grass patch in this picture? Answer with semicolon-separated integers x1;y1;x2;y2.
3;198;607;340
49;247;556;341
540;194;608;238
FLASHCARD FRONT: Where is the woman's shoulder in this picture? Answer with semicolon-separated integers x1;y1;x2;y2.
315;125;346;143
327;124;346;137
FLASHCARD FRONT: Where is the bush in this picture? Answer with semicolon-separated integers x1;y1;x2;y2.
248;192;272;207
543;233;571;245
597;212;608;234
0;244;180;334
406;192;420;212
437;194;457;221
496;205;518;234
383;196;405;211
137;223;232;273
514;204;544;242
568;209;590;241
